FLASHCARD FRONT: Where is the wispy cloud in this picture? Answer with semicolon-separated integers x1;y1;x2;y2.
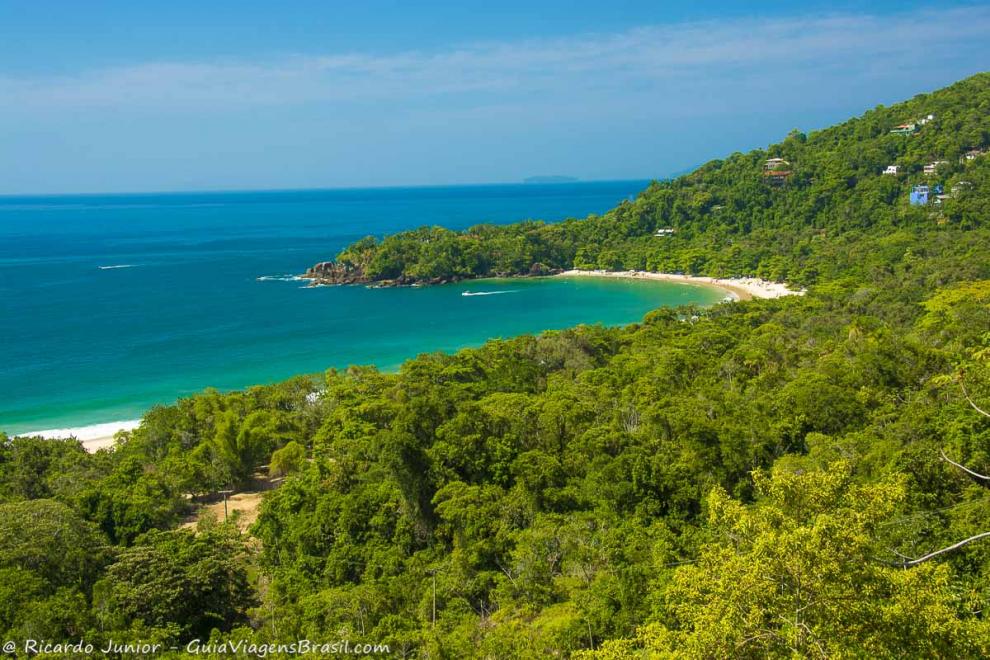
1;6;988;193
2;7;988;111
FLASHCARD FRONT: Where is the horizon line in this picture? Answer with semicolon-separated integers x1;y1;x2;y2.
0;176;665;200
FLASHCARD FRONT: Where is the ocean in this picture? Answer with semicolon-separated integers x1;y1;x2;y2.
0;181;723;435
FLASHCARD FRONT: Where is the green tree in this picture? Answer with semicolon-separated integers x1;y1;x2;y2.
95;527;256;641
586;462;990;658
270;440;306;478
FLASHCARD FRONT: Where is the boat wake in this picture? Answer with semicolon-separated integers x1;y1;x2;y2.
98;264;138;270
461;290;518;297
257;274;304;282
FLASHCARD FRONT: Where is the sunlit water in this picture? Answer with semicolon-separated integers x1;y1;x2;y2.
0;182;723;433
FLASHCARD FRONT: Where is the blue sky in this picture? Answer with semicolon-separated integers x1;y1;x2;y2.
1;1;988;194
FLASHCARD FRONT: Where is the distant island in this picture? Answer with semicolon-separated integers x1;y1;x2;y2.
523;175;579;184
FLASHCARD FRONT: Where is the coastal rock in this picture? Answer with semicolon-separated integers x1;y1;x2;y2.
301;260;368;285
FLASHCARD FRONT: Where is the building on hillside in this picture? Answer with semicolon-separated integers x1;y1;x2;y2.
910;184;930;206
763;158;792;186
951;181;973;194
890;123;918;135
918;114;936;125
924;160;948;175
654;228;676;237
962;148;987;162
883;165;899;175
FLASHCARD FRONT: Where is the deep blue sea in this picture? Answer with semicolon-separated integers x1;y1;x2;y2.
0;181;723;434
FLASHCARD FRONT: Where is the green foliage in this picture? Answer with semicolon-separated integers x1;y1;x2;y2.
94;527;256;642
326;73;990;290
3;73;990;654
269;440;306;477
587;462;990;658
0;500;110;641
0;499;110;591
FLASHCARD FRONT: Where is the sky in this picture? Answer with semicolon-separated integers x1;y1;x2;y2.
0;1;988;194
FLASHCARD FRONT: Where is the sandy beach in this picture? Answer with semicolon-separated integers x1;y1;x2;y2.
556;269;805;301
17;419;142;452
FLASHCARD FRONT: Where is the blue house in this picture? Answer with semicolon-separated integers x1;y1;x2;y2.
910;184;929;206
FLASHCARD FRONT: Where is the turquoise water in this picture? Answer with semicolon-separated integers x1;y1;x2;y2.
0;182;723;434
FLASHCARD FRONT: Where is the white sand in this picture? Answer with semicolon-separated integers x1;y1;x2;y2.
16;419;142;452
556;270;805;301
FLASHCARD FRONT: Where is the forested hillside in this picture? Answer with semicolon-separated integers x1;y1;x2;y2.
3;74;990;658
310;72;990;287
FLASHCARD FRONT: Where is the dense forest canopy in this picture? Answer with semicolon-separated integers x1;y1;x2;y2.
3;73;990;657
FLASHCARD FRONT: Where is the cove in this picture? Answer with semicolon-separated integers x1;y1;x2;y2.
0;182;722;434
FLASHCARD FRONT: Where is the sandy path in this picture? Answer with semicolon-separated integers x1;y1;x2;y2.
181;472;281;534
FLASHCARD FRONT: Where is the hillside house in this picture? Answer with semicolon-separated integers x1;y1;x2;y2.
890;123;918;135
883;165;899;175
654;228;676;237
763;158;792;186
918;114;936;125
963;148;987;162
910;184;929;206
924;160;948;175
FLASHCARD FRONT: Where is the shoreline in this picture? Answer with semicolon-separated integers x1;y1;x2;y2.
555;269;805;301
9;272;799;447
14;419;142;452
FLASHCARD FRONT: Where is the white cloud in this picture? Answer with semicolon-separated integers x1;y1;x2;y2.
1;7;988;111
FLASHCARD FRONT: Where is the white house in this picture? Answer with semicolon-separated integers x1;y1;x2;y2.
654;228;676;237
924;160;948;175
883;165;899;175
890;123;917;135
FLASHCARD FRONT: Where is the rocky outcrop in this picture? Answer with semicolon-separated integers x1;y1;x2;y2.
301;261;369;285
529;262;555;276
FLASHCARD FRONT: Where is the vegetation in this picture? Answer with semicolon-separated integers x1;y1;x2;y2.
3;73;990;656
323;73;990;288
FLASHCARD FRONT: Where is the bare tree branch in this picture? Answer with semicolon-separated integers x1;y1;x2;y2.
940;449;990;482
884;375;990;567
890;548;915;562
891;531;990;567
959;378;990;419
